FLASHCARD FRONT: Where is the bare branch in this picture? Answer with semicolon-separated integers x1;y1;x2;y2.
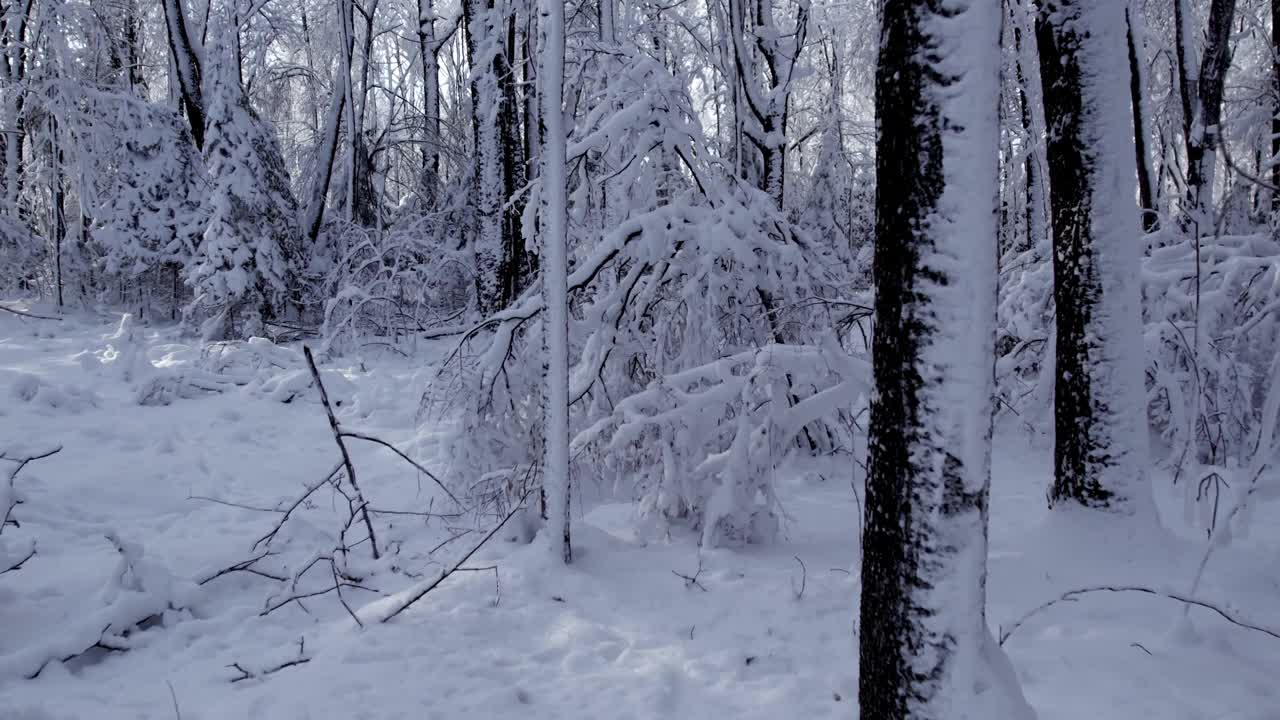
999;585;1280;646
303;346;379;560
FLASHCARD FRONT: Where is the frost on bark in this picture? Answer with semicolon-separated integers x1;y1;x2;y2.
540;0;570;565
860;1;1027;718
1037;0;1152;514
463;0;529;314
0;0;36;211
417;0;441;207
1272;0;1279;212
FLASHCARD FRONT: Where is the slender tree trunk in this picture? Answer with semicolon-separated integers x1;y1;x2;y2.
540;0;571;565
302;83;347;244
0;0;36;212
1272;0;1279;212
860;1;1028;718
1037;0;1153;515
1126;4;1158;232
417;0;441;206
1008;0;1050;253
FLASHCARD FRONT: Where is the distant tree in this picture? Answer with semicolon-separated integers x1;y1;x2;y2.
1037;0;1152;513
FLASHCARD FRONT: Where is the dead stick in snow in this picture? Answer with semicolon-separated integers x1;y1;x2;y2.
338;431;461;507
303;346;379;560
999;585;1280;645
380;486;534;623
0;304;62;320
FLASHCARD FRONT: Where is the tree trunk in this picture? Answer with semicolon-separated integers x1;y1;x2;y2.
1184;0;1237;217
1272;0;1279;212
464;0;528;313
162;0;205;149
0;0;36;212
540;0;570;565
1126;5;1158;232
1037;0;1152;515
860;1;1028;718
1011;0;1049;252
302;83;347;244
417;0;441;206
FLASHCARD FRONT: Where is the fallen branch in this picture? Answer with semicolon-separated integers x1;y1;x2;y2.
791;555;807;601
228;637;311;682
1;544;35;574
338;431;461;507
673;556;708;592
0;304;62;321
304;346;379;560
378;486;535;623
999;585;1280;646
252;465;341;551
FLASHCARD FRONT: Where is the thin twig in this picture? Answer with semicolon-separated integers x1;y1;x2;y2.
339;431;462;507
380;487;535;623
791;555;807;600
1;544;35;574
999;585;1280;645
166;680;182;720
672;556;708;592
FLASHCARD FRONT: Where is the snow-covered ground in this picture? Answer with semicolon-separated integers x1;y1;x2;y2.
1;304;1278;719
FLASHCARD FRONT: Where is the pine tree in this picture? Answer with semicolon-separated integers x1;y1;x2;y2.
1037;0;1152;513
859;1;1028;717
189;20;302;340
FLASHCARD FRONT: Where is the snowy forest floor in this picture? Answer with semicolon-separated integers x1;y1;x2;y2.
1;304;1279;720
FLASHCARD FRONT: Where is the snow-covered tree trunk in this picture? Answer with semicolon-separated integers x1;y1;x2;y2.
161;0;205;149
860;1;1029;718
417;0;441;206
1011;0;1049;251
1273;0;1279;213
540;0;570;564
302;80;347;245
0;0;36;212
464;0;528;313
1036;0;1153;515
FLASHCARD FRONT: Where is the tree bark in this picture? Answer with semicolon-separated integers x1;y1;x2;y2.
1272;0;1279;212
161;0;205;149
1184;0;1237;216
860;1;1026;717
1037;0;1152;514
417;0;442;206
1126;5;1158;232
540;0;570;565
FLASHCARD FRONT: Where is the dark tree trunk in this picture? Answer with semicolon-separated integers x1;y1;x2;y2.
1037;0;1151;514
1126;6;1158;232
162;0;205;149
1184;0;1237;215
860;1;1016;718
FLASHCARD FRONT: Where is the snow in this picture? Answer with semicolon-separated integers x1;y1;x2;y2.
2;305;1280;718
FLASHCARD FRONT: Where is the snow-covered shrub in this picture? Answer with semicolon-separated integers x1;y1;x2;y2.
1143;231;1280;515
318;216;473;355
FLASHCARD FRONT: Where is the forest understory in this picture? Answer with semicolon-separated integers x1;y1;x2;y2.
0;307;1276;719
